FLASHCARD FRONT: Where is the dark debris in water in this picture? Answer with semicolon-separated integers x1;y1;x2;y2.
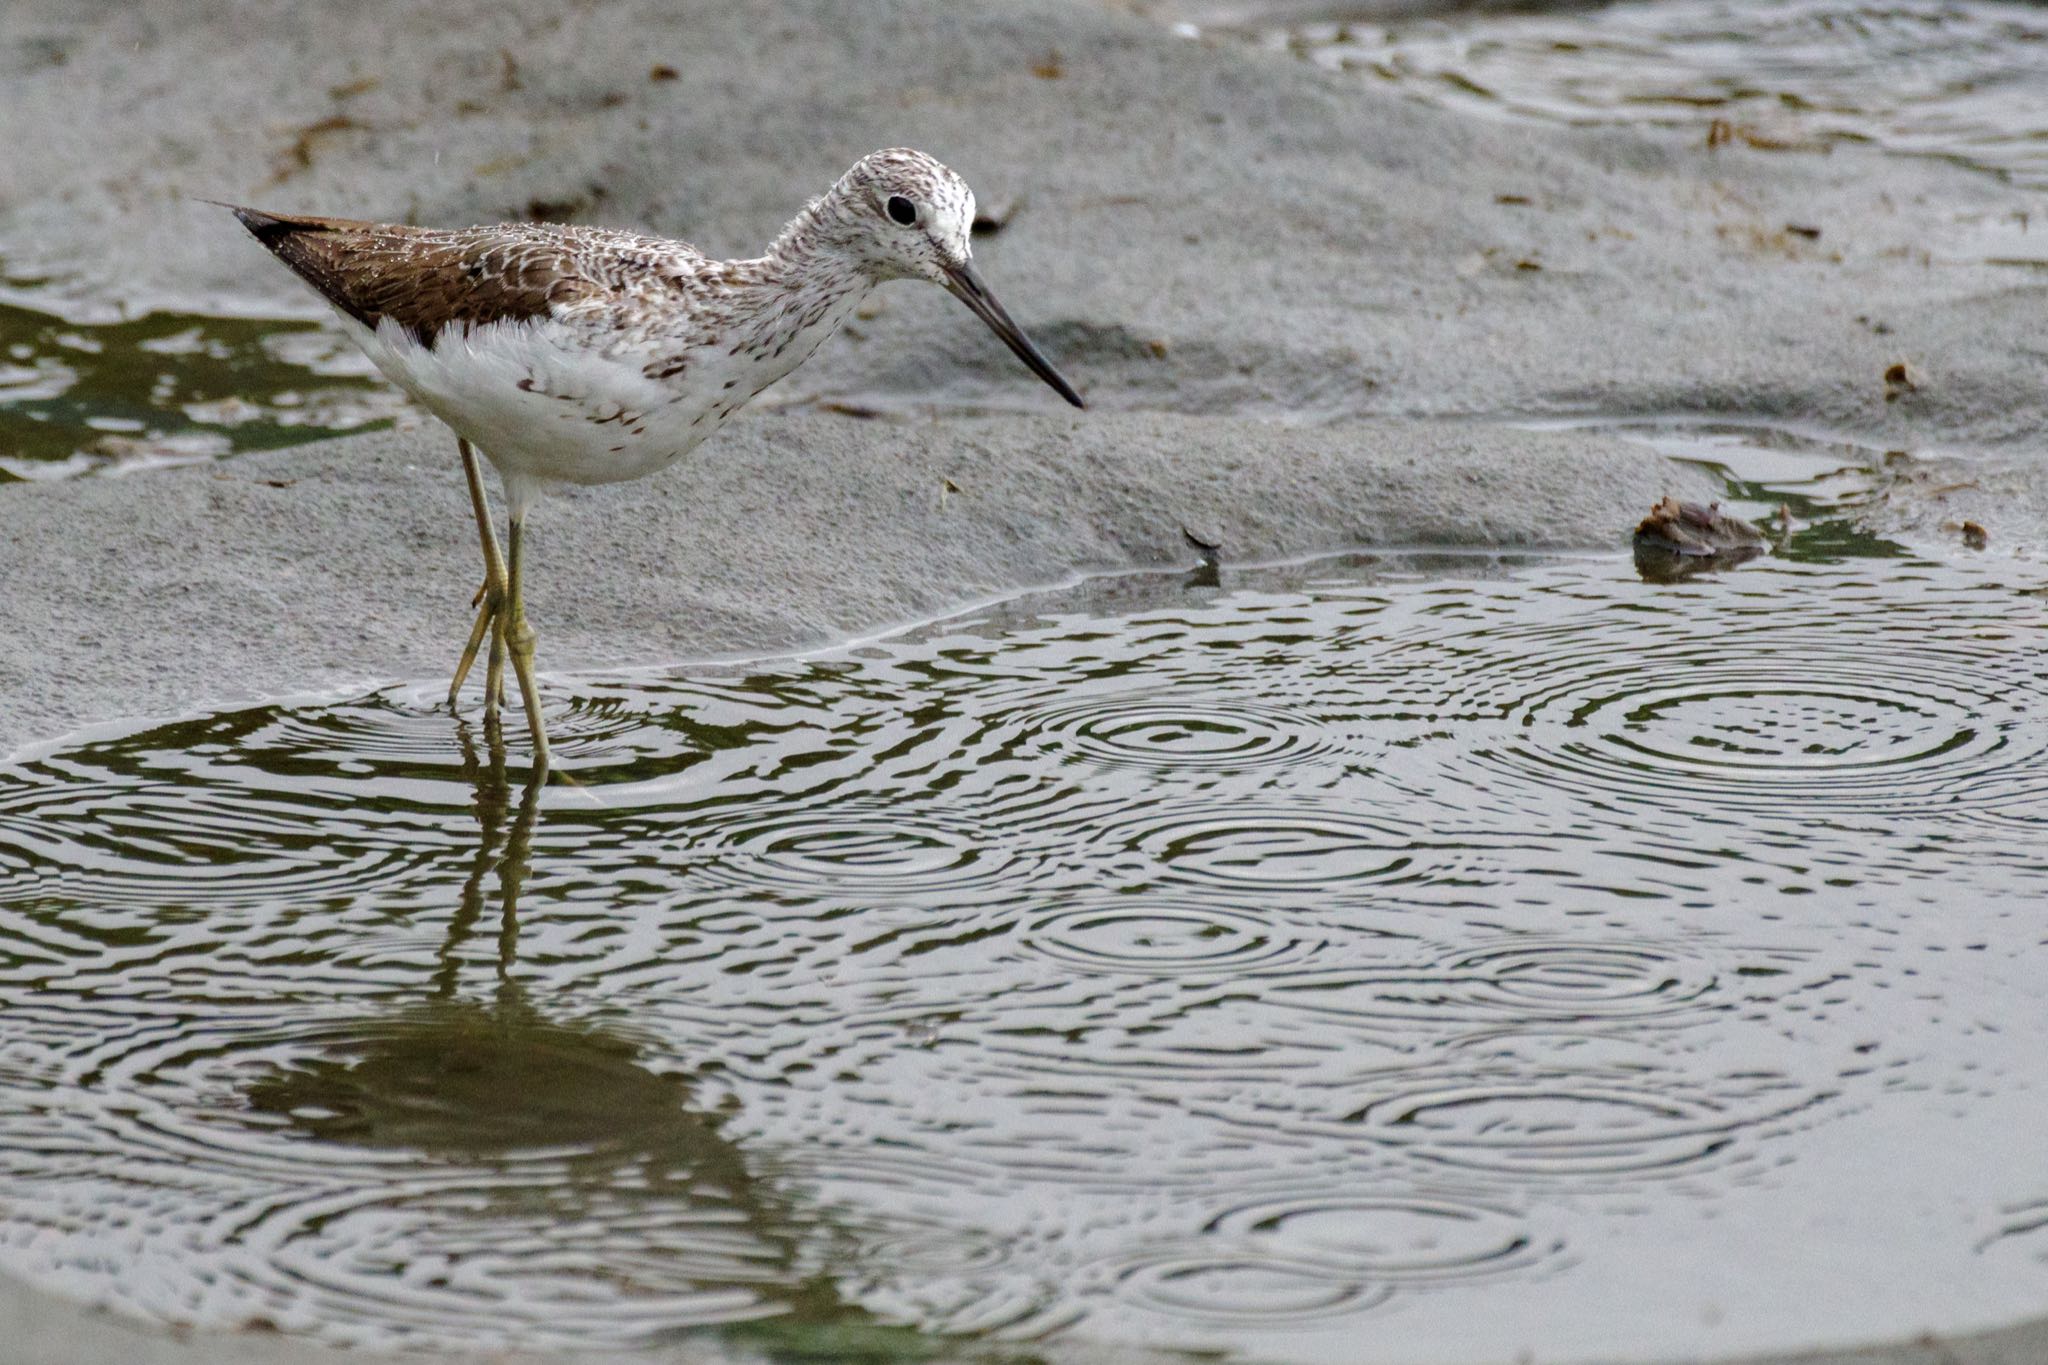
1632;495;1765;582
1944;517;1991;550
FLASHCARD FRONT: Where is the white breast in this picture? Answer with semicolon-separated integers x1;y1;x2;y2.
338;283;870;494
344;315;711;488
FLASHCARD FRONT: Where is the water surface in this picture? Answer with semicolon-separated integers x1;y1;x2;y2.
4;453;2048;1360
0;284;401;481
1189;0;2048;193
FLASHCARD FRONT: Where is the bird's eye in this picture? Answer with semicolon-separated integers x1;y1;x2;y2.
886;195;918;226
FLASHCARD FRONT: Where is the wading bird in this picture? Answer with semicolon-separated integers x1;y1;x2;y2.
230;148;1084;773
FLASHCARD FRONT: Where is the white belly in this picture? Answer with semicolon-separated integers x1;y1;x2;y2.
342;315;747;488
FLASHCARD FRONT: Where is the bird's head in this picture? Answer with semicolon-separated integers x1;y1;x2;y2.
834;148;978;286
803;148;1083;408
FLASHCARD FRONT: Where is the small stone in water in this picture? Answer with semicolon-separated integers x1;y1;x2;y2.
1942;519;1990;550
1633;496;1764;582
1634;497;1763;557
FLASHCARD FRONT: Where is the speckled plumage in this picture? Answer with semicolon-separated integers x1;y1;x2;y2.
233;148;1076;518
227;149;1081;769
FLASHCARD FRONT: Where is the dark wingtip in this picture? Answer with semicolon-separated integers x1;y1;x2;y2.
206;201;329;248
227;205;300;245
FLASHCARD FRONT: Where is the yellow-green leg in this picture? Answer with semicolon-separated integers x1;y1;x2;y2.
449;438;511;713
453;583;510;715
505;514;551;774
486;600;509;716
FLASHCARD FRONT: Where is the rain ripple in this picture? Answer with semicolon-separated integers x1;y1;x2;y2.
1009;690;1343;773
0;550;2044;1360
1018;899;1325;977
1204;1191;1560;1284
1395;574;2048;823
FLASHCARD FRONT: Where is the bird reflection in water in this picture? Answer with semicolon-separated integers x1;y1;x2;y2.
236;722;873;1342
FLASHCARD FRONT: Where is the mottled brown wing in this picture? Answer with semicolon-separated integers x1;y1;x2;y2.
230;208;596;347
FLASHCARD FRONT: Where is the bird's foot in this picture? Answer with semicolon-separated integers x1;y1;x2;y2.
449;577;510;711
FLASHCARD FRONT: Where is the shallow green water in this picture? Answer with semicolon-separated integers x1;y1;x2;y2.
3;435;2048;1361
0;285;402;481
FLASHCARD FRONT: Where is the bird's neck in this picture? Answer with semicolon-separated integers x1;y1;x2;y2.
711;199;874;371
764;190;859;274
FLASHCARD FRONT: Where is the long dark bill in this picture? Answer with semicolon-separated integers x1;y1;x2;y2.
943;262;1085;409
